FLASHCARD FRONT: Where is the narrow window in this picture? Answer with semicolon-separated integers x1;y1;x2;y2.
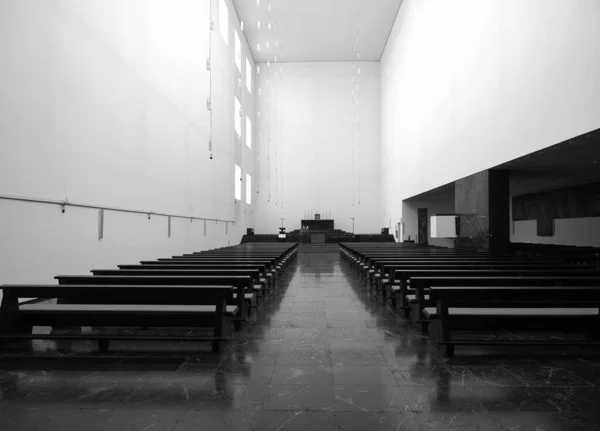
246;57;252;93
246;116;252;149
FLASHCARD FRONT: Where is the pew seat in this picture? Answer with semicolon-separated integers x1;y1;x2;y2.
423;307;599;317
20;303;240;317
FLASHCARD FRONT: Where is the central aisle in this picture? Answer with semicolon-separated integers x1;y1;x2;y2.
175;252;598;430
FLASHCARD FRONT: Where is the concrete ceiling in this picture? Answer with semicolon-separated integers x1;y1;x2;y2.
232;0;404;63
497;128;600;195
406;182;455;203
497;129;600;175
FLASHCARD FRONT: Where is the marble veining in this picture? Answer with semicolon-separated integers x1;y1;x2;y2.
1;253;600;430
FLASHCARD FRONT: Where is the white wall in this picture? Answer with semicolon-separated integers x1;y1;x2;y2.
402;198;455;248
381;0;600;227
253;62;382;234
0;0;256;299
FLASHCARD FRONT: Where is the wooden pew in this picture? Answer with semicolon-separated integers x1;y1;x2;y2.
188;243;298;263
358;255;515;273
121;263;277;288
374;262;584;294
155;258;276;266
168;256;286;271
426;286;600;356
401;275;600;332
370;260;566;285
184;249;296;257
55;275;250;324
392;267;600;312
150;259;281;285
0;284;235;353
90;268;265;307
341;242;599;268
343;249;498;269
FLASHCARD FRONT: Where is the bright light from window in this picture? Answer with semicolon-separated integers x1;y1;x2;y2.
235;164;242;200
246;57;252;93
235;97;241;136
246;116;252;149
246;174;252;205
234;31;241;71
219;0;229;45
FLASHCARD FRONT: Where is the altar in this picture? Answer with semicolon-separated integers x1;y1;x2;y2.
301;219;334;232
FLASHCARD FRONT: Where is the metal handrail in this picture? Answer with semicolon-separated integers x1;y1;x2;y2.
0;194;235;223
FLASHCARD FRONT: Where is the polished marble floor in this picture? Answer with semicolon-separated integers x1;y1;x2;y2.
2;253;600;430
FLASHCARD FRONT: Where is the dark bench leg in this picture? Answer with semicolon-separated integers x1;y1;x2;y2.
213;294;228;354
436;300;454;357
586;310;600;340
399;281;411;318
0;290;32;348
98;339;110;353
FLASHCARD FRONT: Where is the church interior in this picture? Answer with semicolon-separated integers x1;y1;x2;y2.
1;0;600;429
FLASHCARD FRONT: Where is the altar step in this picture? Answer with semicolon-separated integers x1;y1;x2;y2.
298;244;340;254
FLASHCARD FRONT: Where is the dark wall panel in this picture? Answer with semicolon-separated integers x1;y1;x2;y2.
512;180;600;236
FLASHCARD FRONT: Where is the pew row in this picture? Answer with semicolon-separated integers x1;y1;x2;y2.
55;275;251;324
0;284;237;353
426;286;600;357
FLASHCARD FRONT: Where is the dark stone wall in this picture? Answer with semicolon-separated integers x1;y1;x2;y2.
454;171;490;251
489;170;510;254
512;180;600;236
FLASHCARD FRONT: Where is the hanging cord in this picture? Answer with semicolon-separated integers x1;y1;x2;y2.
267;78;271;203
255;1;261;195
356;14;361;205
208;0;214;159
280;43;284;210
268;1;278;207
351;19;357;207
257;64;260;195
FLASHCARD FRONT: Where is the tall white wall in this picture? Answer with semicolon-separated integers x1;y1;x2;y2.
0;0;256;299
381;0;600;228
254;62;382;234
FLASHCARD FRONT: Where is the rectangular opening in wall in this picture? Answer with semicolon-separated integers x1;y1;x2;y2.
234;30;241;71
219;0;229;45
431;215;458;238
235;96;241;136
246;174;252;205
246;116;252;149
246;57;252;93
235;164;242;201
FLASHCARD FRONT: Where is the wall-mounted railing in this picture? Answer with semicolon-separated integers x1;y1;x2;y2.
0;194;235;239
